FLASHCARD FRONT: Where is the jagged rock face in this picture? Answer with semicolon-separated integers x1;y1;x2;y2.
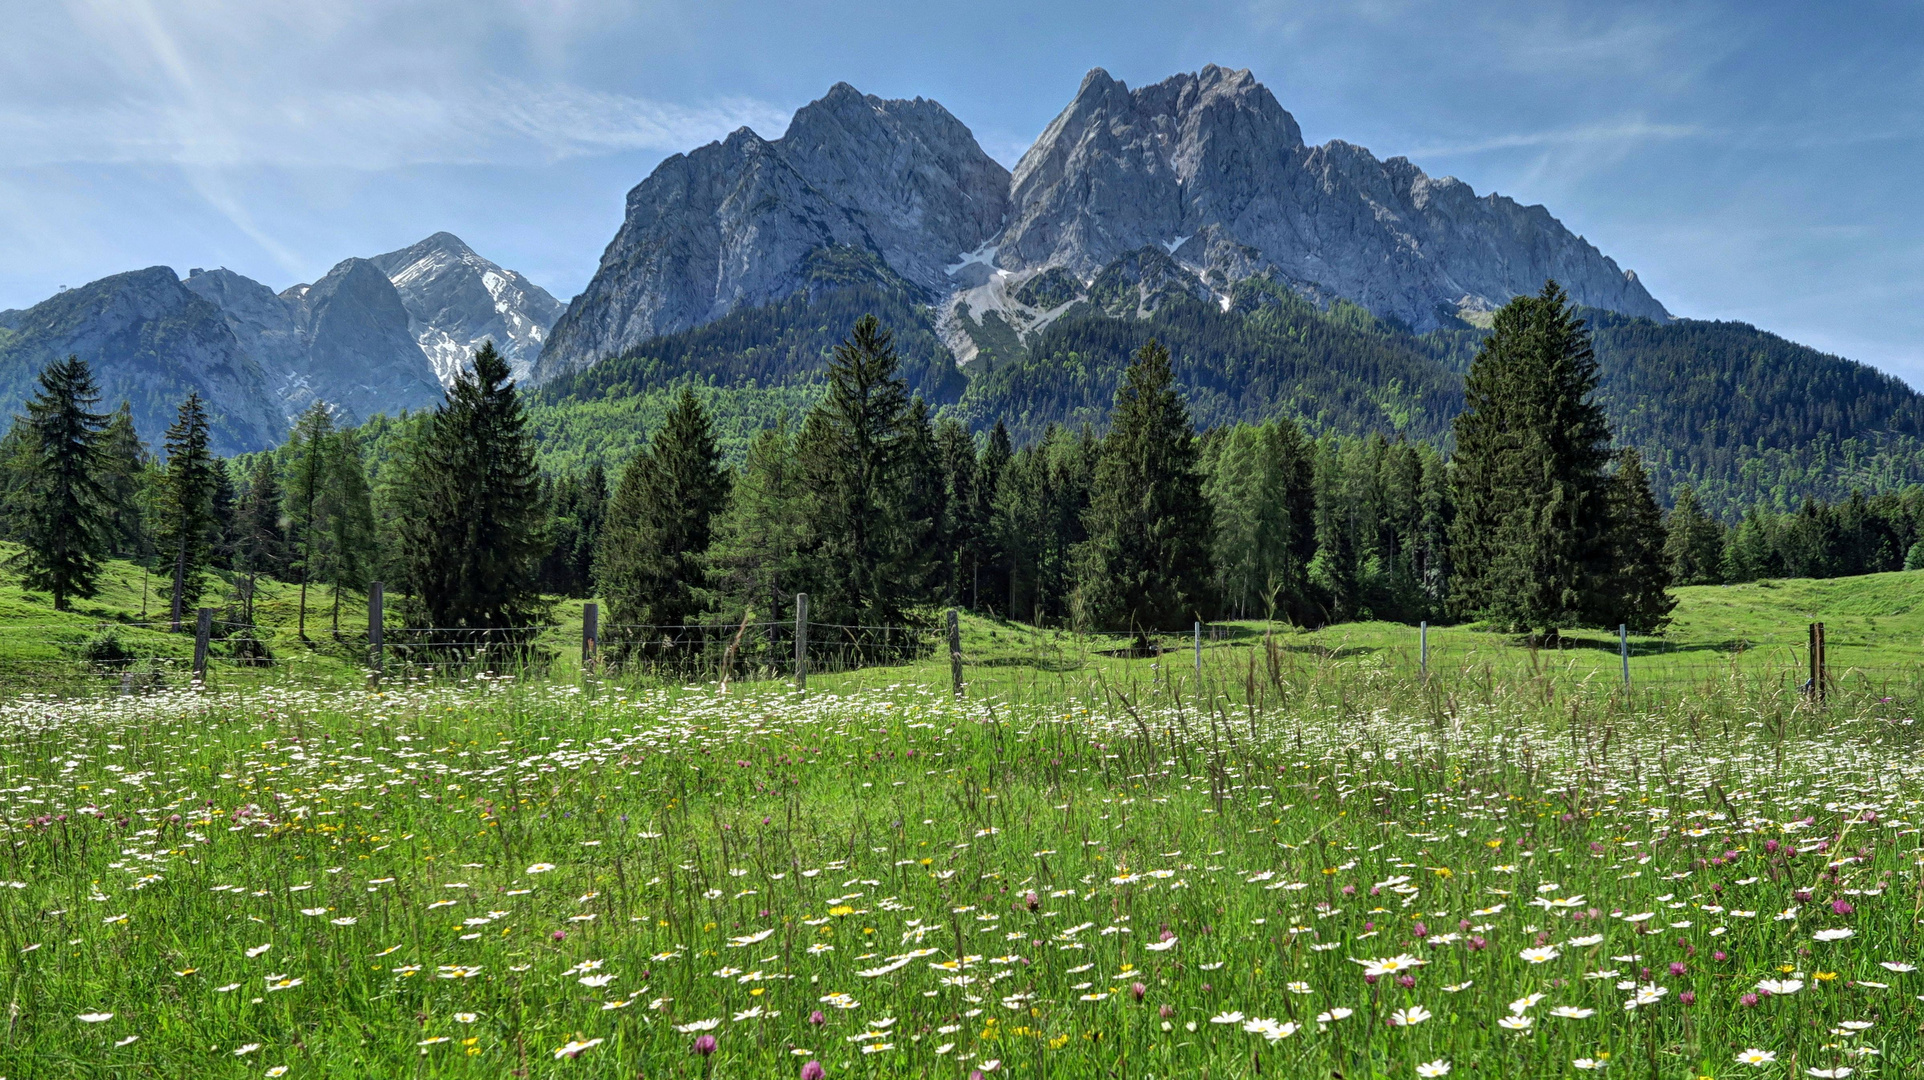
545;66;1667;376
535;83;1011;382
189;259;445;425
0;267;284;455
1002;65;1669;331
368;232;566;386
282;258;446;422
183;267;309;408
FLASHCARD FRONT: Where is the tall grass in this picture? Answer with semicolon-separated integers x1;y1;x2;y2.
0;654;1917;1077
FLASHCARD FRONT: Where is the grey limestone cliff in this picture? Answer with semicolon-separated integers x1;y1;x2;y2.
541;66;1669;380
534;83;1011;382
0;267;284;455
188;258;445;425
998;65;1669;332
369;232;566;386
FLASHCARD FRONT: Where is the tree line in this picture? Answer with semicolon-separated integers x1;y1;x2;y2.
7;282;1868;646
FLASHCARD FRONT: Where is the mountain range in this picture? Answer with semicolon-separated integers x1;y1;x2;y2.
536;65;1667;381
2;64;1919;516
0;232;563;454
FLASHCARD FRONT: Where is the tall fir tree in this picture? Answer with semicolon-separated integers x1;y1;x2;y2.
158;392;218;630
322;429;378;634
1074;340;1214;637
1202;419;1315;621
99;403;150;559
1449;281;1616;640
974;421;1013;613
210;459;238;570
934;417;980;606
1663;486;1726;585
5;356;114;610
994;425;1098;623
1600;447;1676;632
395;342;547;632
707;420;810;620
537;466;608;599
596;388;730;636
795;315;938;625
234;457;290;624
284;402;335;639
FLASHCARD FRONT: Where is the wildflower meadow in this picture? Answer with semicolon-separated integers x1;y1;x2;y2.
1;664;1920;1078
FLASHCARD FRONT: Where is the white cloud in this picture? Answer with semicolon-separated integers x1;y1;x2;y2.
0;84;789;170
1407;120;1709;159
1;1;788;170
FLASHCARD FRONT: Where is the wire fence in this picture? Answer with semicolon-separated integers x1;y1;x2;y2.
0;602;1918;706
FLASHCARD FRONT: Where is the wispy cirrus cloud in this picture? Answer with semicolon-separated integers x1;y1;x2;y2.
1406;119;1710;159
0;84;791;170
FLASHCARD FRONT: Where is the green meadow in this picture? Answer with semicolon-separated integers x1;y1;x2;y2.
0;558;1921;1077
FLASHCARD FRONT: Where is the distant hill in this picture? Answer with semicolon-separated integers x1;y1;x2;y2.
0;234;564;452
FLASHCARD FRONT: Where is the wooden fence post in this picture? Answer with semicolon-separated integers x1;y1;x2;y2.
1419;621;1428;678
1808;622;1816;700
368;581;384;681
1619;624;1629;687
948;608;963;697
581;602;598;670
794;593;808;692
192;607;212;684
1817;621;1827;703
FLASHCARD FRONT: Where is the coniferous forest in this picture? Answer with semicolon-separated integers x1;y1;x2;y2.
8;281;1924;641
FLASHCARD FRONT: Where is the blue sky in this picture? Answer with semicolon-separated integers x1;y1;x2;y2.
6;1;1924;381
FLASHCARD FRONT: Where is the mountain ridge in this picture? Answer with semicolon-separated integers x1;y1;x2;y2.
538;64;1669;379
0;234;564;451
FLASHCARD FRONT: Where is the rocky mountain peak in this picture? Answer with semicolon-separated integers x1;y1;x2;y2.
538;65;1670;376
369;232;566;386
535;83;1009;382
995;65;1667;332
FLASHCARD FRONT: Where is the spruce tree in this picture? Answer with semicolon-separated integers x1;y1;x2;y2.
1203;419;1315;621
795;315;936;625
6;355;113;610
396;342;548;634
1075;340;1213;638
99;403;149;559
1663;486;1726;585
1448;282;1615;640
596;388;730;637
1309;435;1363;621
235;458;290;624
974;421;1013;613
1720;506;1776;583
210;459;239;570
934;418;978;606
285;403;335;639
158;392;217;630
707;421;810;619
1601;447;1676;632
322;429;378;634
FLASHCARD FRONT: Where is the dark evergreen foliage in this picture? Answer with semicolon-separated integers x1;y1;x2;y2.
5;355;115;609
158;392;218;629
394;342;547;632
793;316;942;626
1663;486;1726;586
537;465;607;599
99;403;149;559
1600;447;1676;632
596;388;730;631
993;425;1097;625
1075;341;1214;636
1450;283;1616;639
